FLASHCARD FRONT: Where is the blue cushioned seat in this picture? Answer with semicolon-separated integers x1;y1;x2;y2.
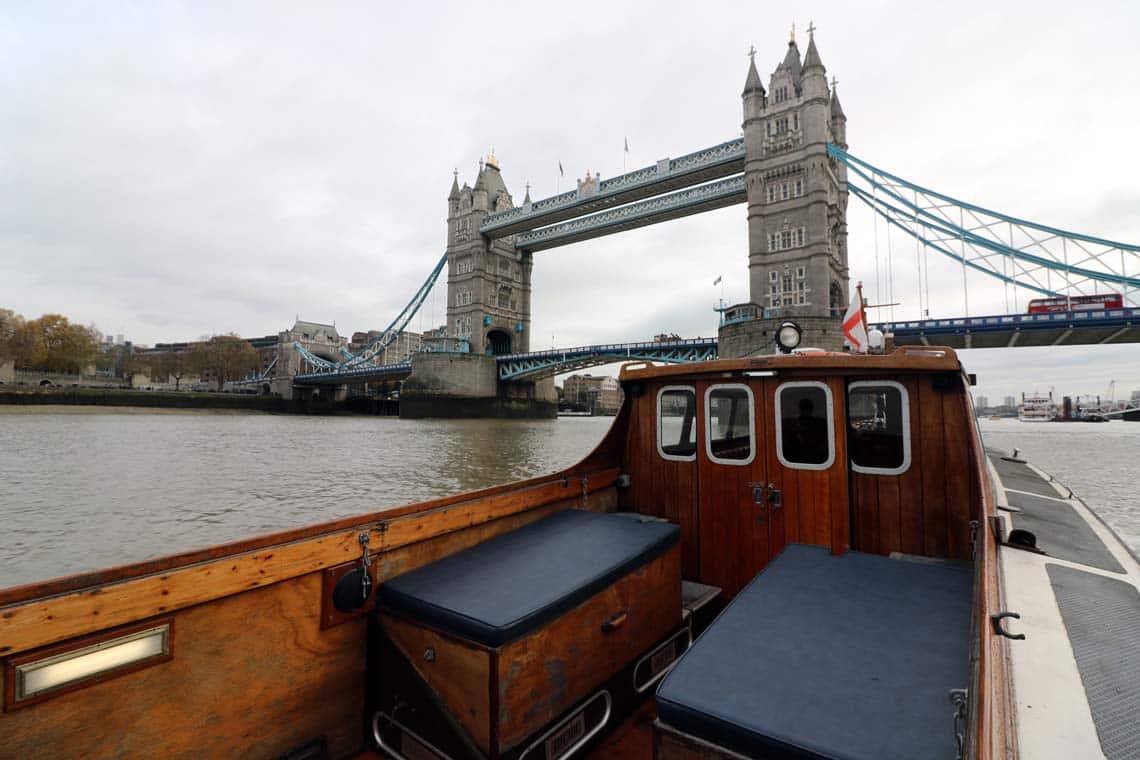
656;544;972;760
379;510;679;647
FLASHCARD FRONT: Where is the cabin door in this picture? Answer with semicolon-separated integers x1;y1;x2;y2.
759;377;849;556
696;381;772;597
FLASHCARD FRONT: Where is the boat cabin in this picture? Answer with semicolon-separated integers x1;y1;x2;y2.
0;346;1026;759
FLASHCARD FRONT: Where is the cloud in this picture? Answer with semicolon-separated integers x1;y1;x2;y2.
1;0;1138;398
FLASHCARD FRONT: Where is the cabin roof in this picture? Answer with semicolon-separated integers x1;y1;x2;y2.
618;346;962;382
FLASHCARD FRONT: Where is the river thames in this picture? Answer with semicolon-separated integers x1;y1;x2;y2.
1;409;1137;588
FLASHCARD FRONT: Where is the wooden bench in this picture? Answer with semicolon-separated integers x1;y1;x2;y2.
374;510;682;758
656;544;972;760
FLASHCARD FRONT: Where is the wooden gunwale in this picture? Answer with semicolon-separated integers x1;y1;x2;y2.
962;387;1018;760
0;468;621;656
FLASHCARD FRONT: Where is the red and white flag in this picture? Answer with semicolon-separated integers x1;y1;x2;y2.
842;289;869;353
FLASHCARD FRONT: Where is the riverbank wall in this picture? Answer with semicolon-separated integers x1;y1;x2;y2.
0;388;290;412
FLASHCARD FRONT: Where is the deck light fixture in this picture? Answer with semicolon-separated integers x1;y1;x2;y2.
7;621;172;707
776;321;802;353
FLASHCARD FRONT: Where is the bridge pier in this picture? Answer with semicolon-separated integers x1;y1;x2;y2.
718;313;842;356
400;352;556;419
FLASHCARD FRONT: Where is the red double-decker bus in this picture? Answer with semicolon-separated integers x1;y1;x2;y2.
1027;293;1124;314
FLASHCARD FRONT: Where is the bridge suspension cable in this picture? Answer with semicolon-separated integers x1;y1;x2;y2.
830;145;1140;307
293;253;448;374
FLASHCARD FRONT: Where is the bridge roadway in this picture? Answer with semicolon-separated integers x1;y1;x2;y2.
479;139;744;240
874;306;1140;349
291;338;718;386
291;309;1138;387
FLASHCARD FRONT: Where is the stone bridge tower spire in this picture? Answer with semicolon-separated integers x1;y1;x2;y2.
728;25;850;354
445;153;533;356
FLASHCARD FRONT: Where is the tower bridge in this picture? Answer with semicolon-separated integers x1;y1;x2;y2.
276;27;1139;417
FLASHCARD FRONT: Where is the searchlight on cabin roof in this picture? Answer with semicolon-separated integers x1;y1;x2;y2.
776;321;802;354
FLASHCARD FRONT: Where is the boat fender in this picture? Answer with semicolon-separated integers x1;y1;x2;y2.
332;568;372;613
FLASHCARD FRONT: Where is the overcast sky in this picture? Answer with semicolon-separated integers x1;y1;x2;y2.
2;1;1139;402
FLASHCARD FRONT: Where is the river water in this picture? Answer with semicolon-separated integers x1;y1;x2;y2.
0;409;1136;589
0;409;614;588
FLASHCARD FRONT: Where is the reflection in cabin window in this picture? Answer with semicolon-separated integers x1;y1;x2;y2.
657;386;697;461
706;385;755;464
776;382;834;469
848;381;911;474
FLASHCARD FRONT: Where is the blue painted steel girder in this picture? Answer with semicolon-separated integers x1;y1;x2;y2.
514;175;746;252
876;307;1140;349
480;139;745;238
293;361;412;386
497;339;719;381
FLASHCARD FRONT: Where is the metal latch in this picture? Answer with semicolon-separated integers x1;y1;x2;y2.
949;688;968;760
358;532;372;602
767;483;782;510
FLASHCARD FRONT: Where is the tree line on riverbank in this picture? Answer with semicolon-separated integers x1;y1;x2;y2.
0;308;262;390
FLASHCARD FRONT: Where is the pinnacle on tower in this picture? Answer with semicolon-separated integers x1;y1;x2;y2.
743;55;765;95
448;169;461;200
802;31;824;72
830;78;846;120
781;39;802;80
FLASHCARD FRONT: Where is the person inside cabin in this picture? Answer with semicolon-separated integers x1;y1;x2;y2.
785;395;828;464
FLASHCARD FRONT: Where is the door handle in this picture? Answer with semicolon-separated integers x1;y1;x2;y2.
768;483;782;510
750;483;766;525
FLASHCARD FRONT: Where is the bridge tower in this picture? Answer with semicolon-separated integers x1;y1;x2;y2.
401;156;553;418
445;155;533;356
722;26;849;355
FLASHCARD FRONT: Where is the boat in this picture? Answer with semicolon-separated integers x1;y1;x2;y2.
1017;392;1054;422
3;339;1138;759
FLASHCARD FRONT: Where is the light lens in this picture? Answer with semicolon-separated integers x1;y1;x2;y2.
16;624;170;700
776;322;802;351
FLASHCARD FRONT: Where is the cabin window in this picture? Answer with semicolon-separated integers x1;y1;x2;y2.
657;386;697;461
705;384;755;465
847;381;911;474
775;381;835;469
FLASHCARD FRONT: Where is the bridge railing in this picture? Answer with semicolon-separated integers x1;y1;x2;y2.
498;337;718;362
293;361;412;383
876;307;1139;333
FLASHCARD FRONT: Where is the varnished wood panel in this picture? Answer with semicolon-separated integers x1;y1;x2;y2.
655;720;751;760
380;612;492;753
941;387;974;560
497;544;681;751
621;347;964;385
763;376;848;557
1;573;364;759
918;376;950;557
849;375;978;561
695;380;761;597
896;378;926;557
623;389;700;579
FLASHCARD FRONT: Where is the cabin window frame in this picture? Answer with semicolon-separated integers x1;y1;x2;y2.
704;383;756;466
847;380;912;475
774;380;836;470
656;385;698;462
